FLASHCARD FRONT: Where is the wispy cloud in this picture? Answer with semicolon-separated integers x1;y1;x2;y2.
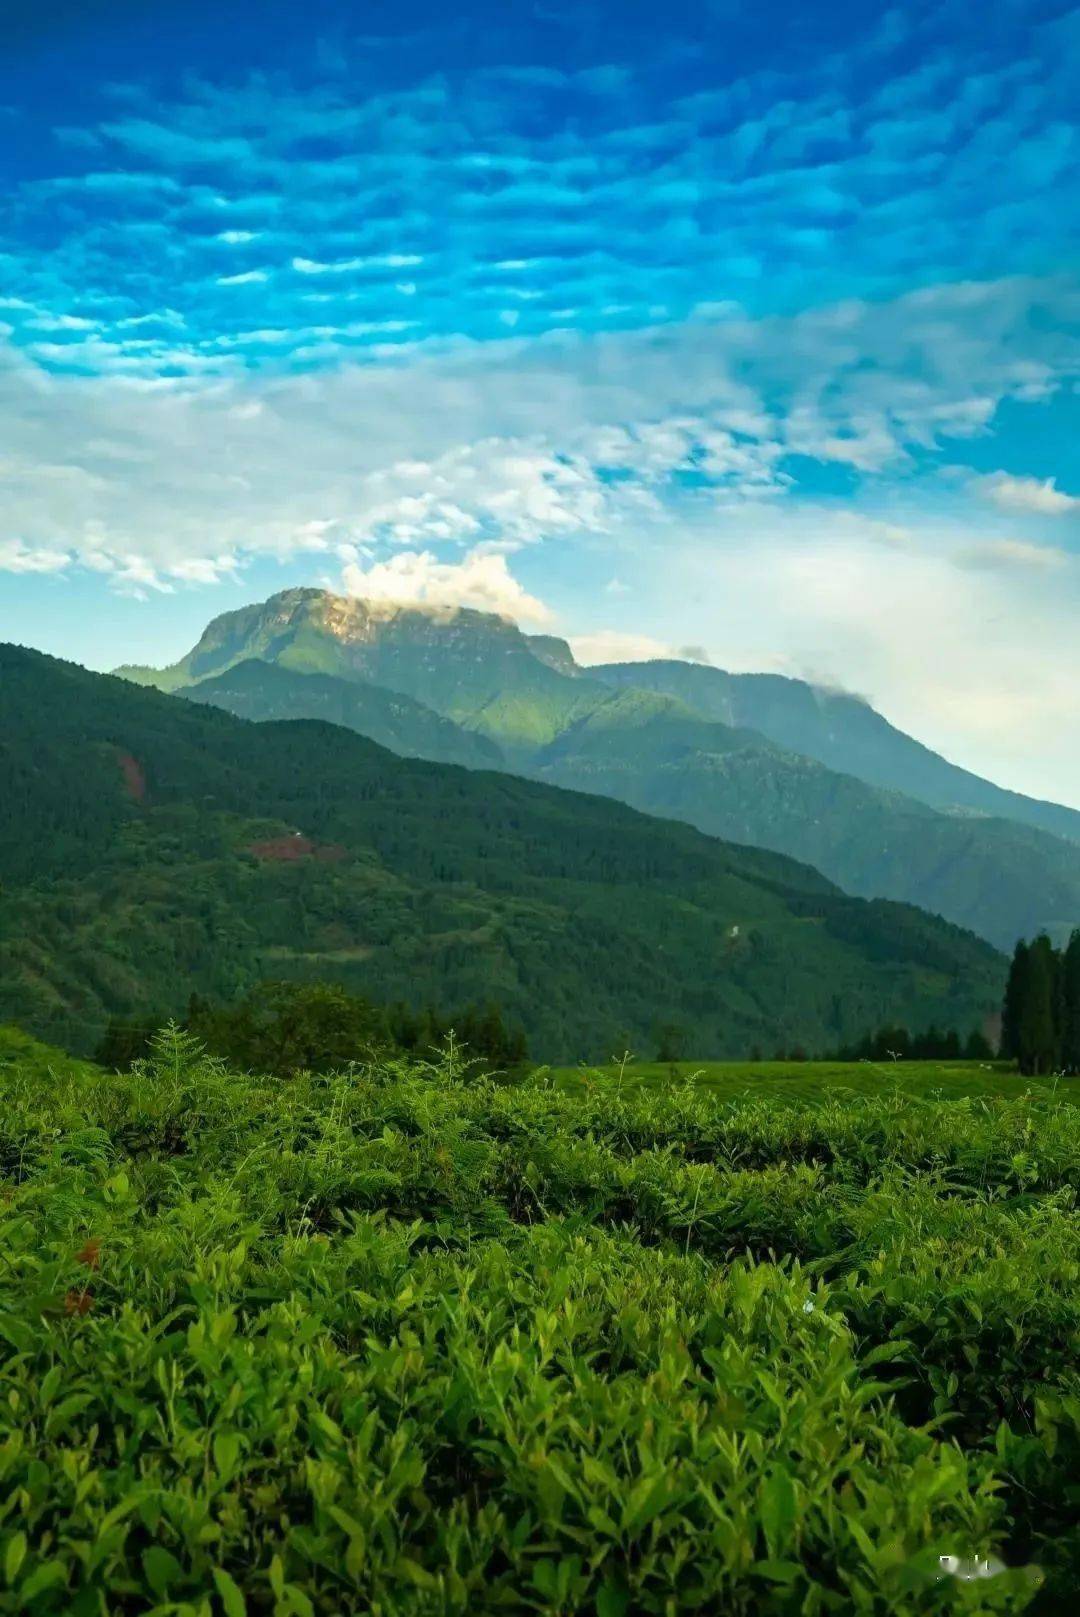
977;472;1080;516
3;2;1078;378
0;273;1075;582
216;269;270;287
954;537;1072;572
570;628;674;663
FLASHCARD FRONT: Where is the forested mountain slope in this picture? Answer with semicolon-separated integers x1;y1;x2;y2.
120;589;1080;952
185;657;502;770
590;658;1080;845
528;694;1080;951
1;643;1002;1060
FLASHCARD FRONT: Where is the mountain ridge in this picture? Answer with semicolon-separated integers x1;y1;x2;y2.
588;659;1080;845
117;587;1080;952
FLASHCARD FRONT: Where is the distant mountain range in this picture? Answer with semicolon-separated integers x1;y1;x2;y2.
117;587;1080;952
1;642;1002;1061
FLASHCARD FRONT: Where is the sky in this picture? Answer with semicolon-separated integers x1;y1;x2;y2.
1;0;1078;803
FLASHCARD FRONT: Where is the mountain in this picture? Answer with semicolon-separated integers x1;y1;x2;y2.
120;588;1080;952
117;587;602;763
0;642;1002;1060
185;658;503;770
588;659;1080;846
528;693;1080;951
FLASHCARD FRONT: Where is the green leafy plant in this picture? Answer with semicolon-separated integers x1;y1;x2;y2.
2;1039;1075;1612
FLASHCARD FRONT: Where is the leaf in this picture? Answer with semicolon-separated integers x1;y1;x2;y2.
143;1545;183;1598
395;1558;437;1590
753;1559;802;1584
860;1340;911;1369
18;1562;66;1601
760;1468;797;1558
213;1567;247;1617
4;1532;26;1586
596;1580;629;1617
213;1431;241;1479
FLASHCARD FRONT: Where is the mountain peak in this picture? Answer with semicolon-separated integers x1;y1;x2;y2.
525;634;580;676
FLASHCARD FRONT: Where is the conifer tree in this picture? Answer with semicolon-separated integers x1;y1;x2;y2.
1001;939;1029;1062
1062;930;1080;1076
1019;935;1060;1076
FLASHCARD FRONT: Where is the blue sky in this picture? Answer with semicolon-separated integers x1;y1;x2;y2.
1;0;1078;801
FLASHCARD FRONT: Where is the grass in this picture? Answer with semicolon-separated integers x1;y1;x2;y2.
549;1058;1069;1105
1;1033;1078;1613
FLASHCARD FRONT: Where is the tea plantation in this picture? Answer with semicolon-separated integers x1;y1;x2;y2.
1;1031;1078;1614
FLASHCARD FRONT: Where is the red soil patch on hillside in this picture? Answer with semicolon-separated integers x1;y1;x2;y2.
244;833;347;863
117;751;146;803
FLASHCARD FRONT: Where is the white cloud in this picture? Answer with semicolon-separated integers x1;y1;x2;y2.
0;539;70;573
570;629;674;664
167;554;240;584
1;273;1079;801
647;504;1080;806
0;276;1076;582
954;537;1071;571
340;546;553;624
978;472;1079;515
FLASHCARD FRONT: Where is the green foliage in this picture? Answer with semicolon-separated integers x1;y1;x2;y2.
2;1044;1079;1610
1001;932;1080;1075
830;1025;993;1062
549;1058;1051;1106
94;984;531;1077
0;644;1004;1061
1063;933;1080;1073
186;657;503;770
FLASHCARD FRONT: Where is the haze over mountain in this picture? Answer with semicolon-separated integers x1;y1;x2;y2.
1;642;1003;1061
120;587;1080;952
589;660;1080;848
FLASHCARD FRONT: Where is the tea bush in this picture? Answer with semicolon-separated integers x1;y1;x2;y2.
1;1031;1076;1613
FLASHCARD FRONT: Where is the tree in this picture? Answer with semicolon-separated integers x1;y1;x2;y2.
654;1022;687;1063
1018;935;1060;1076
1062;930;1080;1076
1001;939;1030;1063
188;981;389;1075
94;1016;160;1070
964;1029;993;1061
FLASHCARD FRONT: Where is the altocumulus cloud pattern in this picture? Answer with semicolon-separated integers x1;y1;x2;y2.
0;0;1078;802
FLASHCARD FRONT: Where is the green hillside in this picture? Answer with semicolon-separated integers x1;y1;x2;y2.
529;696;1080;951
0;643;1002;1060
128;589;1080;952
185;658;502;769
591;658;1080;845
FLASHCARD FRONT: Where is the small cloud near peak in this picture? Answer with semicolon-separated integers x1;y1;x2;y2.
570;629;674;665
340;546;553;625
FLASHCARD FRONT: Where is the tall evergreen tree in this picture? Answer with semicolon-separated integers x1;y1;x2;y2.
1018;935;1061;1076
1001;939;1030;1062
1062;930;1080;1076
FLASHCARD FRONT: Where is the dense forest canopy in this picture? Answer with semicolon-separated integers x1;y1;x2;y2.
0;644;1003;1061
